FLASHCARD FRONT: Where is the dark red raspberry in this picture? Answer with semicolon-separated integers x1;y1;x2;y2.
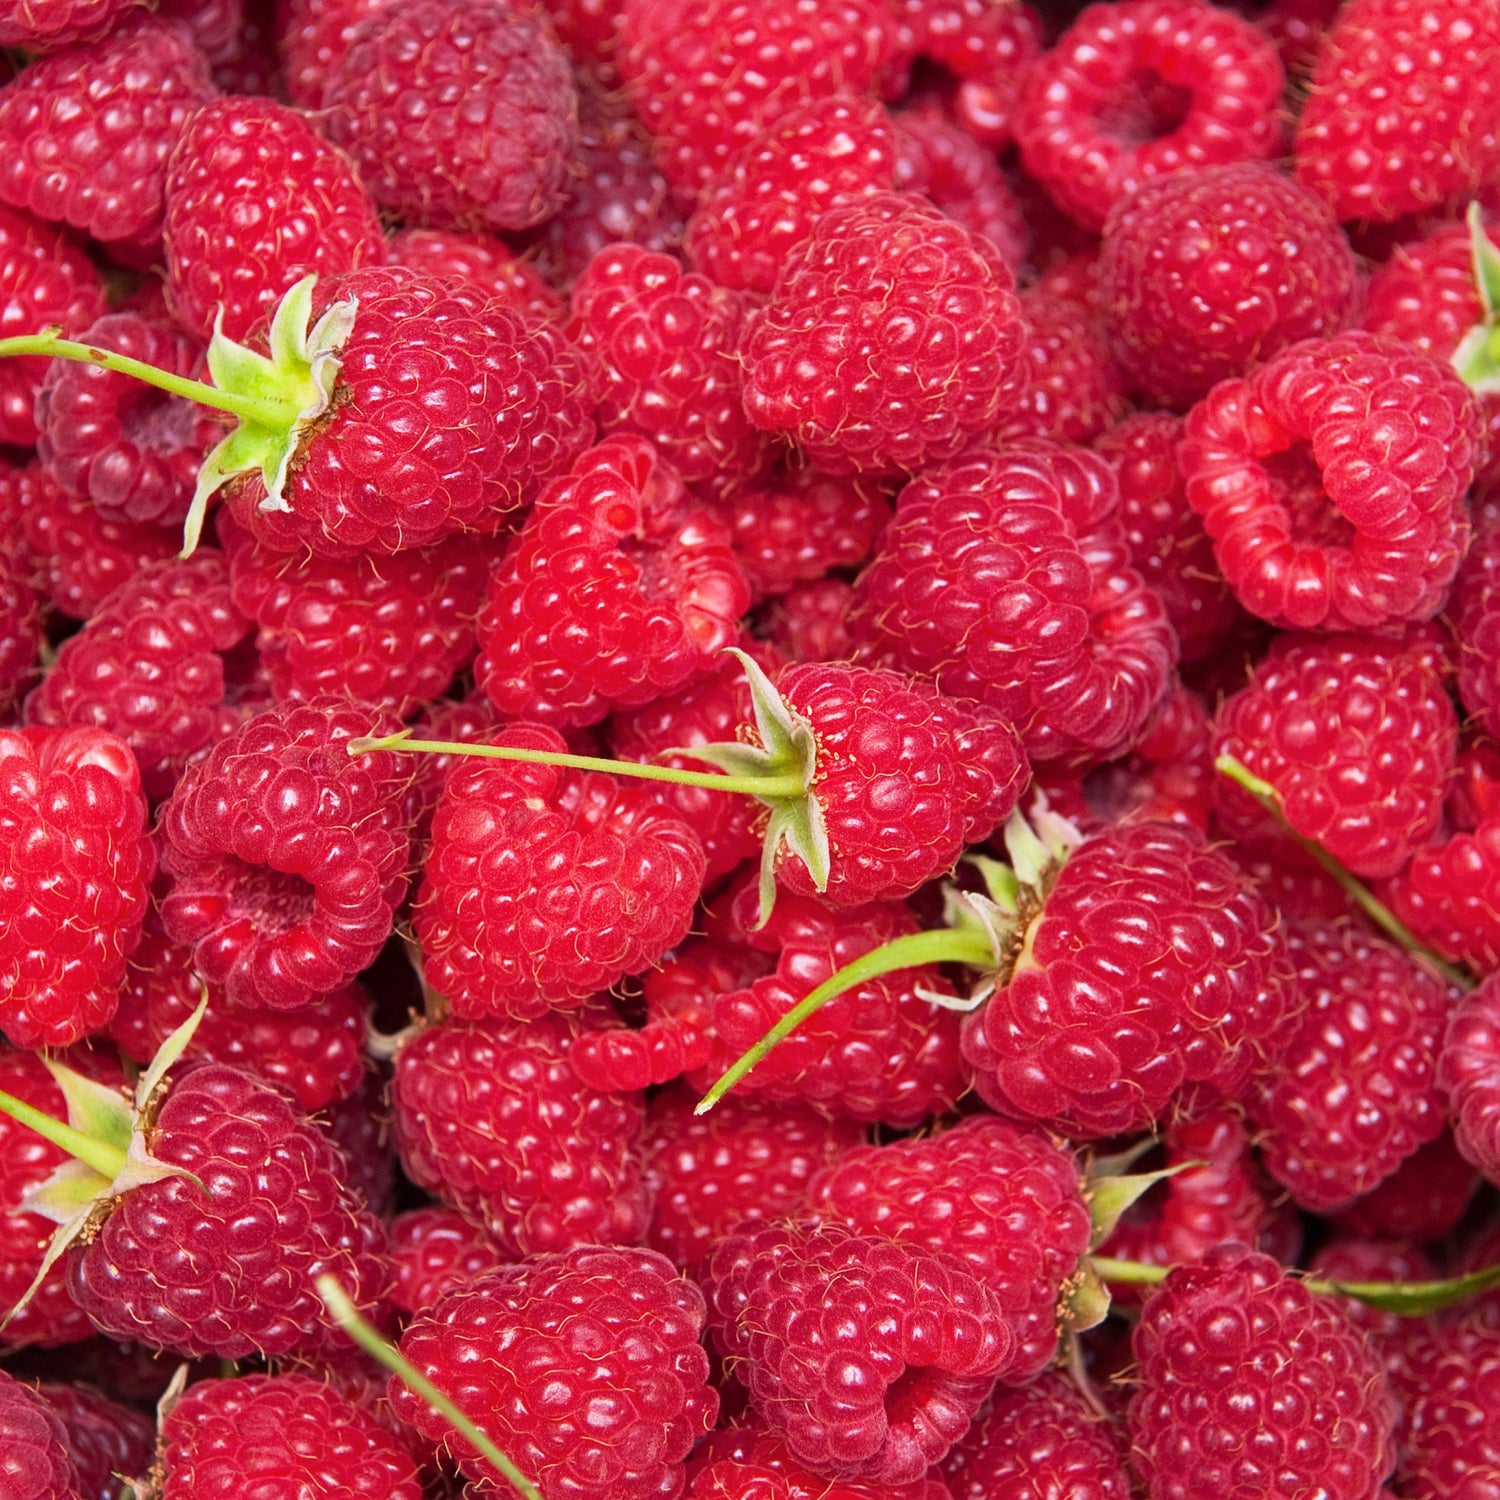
567;244;767;492
1253;0;1343;74
1438;973;1500;1186
850;439;1176;765
1333;1128;1479;1241
1178;330;1481;631
1128;1244;1395;1500
156;1373;422;1500
642;1081;858;1270
36;1382;153;1500
391;1015;650;1256
811;1115;1091;1382
741;192;1029;477
157;697;414;1011
705;1219;1012;1485
0;1371;79;1500
164;96;385;342
963;820;1287;1138
759;578;858;662
1014;0;1284;232
388;1207;510;1317
1401;1316;1500;1498
690;1429;953;1499
0;531;41;720
1389;818;1500;974
1452;506;1500;737
1098;161;1361;410
386;227;562;321
321;0;578;234
476;437;747;729
281;0;388;107
320;1071;396;1221
393;1246;716;1499
0;0;143;50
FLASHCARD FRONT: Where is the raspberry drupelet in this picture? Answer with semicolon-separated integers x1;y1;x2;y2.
1389;818;1500;975
689;1427;956;1499
38;1382;153;1500
387;1207;510;1317
1438;973;1500;1185
386;227;562;321
0;0;142;50
0;1370;79;1500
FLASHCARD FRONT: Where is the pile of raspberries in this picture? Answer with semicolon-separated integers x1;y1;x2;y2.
4;0;1500;1496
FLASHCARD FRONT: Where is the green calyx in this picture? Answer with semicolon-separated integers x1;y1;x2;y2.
1452;200;1500;394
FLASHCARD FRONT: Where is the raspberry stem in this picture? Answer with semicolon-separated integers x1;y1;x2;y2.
0;1086;127;1180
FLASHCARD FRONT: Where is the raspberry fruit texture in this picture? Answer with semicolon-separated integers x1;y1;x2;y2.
704;1219;1012;1486
1178;330;1481;632
741;192;1029;478
1438;972;1500;1186
386;226;563;321
0;0;142;50
1401;1316;1500;1499
387;1207;510;1317
810;1114;1092;1382
281;0;389;107
321;0;579;234
1333;1127;1479;1242
689;1428;954;1500
391;1246;716;1500
1014;0;1285;232
1098;161;1361;411
0;1370;79;1500
850;439;1176;766
962;820;1287;1139
476;436;748;728
157;697;414;1011
164;96;385;343
155;1373;422;1500
391;1015;650;1257
0;528;41;719
1388;818;1500;974
1127;1244;1396;1500
69;1062;390;1359
761;578;859;663
37;1382;154;1500
415;722;705;1019
1453;507;1500;738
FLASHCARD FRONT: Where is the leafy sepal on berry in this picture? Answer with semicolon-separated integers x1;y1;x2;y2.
1084;1161;1201;1250
1452;201;1500;395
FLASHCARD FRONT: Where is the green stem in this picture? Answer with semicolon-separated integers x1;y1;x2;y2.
1088;1256;1170;1287
1214;754;1473;989
0;1086;126;1180
316;1277;542;1500
694;927;997;1114
0;332;293;428
349;732;809;801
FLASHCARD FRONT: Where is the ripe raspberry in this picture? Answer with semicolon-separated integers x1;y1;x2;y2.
1452;509;1500;737
388;1207;509;1317
157;697;414;1011
1128;1244;1395;1500
1014;0;1285;232
642;1082;858;1269
476;437;747;728
281;0;388;108
320;1071;395;1221
321;0;578;234
1333;1128;1479;1241
963;820;1287;1138
850;439;1176;765
1178;330;1481;631
0;0;142;50
1389;818;1500;974
0;207;106;448
811;1115;1091;1382
391;1015;650;1256
1401;1317;1500;1498
0;532;41;719
155;1373;422;1500
1438;973;1500;1186
1098;161;1361;410
705;1219;1012;1485
386;227;563;321
689;1427;953;1500
759;578;858;663
0;1370;78;1500
36;1382;153;1500
393;1246;716;1499
567;245;767;491
741;192;1028;477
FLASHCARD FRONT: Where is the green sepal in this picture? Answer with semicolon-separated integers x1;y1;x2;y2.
1313;1258;1500;1317
19;1159;110;1226
1060;1262;1113;1333
42;1059;132;1156
1086;1162;1203;1251
1452;201;1500;395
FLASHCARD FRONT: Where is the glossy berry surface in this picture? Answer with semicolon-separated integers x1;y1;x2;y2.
0;1370;79;1500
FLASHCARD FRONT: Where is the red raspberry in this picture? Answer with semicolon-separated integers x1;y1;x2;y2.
850;439;1176;765
1014;0;1284;232
156;1374;422;1500
164;96;385;342
1252;0;1343;74
0;0;143;50
1333;1128;1480;1241
0;1371;78;1500
1438;973;1500;1186
1128;1244;1395;1500
281;0;388;107
567;245;767;491
810;1115;1091;1382
1389;818;1500;974
1294;0;1500;223
157;697;414;1011
963;820;1287;1138
705;1219;1012;1485
401;692;511;846
1098;161;1361;410
321;0;578;234
391;1015;650;1256
741;192;1028;477
321;1071;396;1222
1178;330;1481;632
386;227;562;321
476;437;747;729
759;578;858;663
1211;630;1457;879
941;1372;1133;1500
0;207;106;448
388;1207;510;1317
689;1429;955;1500
1401;1317;1500;1498
642;1082;859;1269
37;1382;153;1500
1093;410;1242;663
0;532;41;720
1452;509;1500;737
393;1246;716;1499
619;0;897;192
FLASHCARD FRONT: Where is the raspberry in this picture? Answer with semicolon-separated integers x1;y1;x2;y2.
850;439;1176;765
741;192;1029;477
388;1207;510;1317
704;1219;1012;1485
759;578;858;663
1453;509;1500;738
810;1115;1091;1382
0;0;142;50
1178;330;1481;632
1401;1317;1500;1498
1333;1128;1480;1241
0;1370;79;1500
386;227;563;321
164;96;385;342
321;1072;396;1221
690;1428;953;1500
1098;161;1361;410
391;1015;650;1256
321;0;579;234
1438;973;1500;1186
0;533;41;720
392;1246;716;1499
36;1382;153;1500
157;697;414;1011
281;0;388;107
1387;820;1500;974
476;437;747;728
156;1373;422;1500
1211;630;1458;879
1014;0;1285;232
